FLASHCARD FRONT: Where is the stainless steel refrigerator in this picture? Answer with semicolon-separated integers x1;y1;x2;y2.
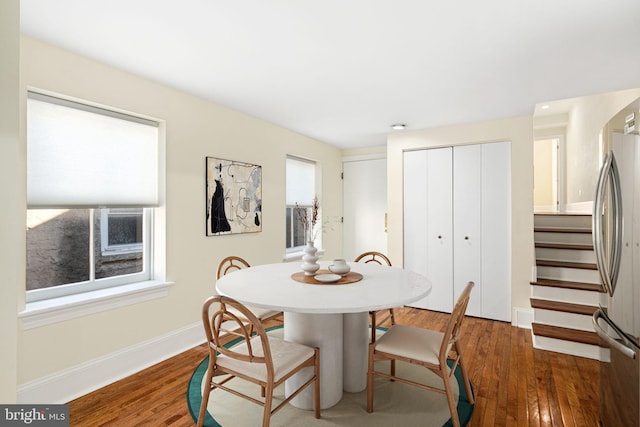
592;131;640;426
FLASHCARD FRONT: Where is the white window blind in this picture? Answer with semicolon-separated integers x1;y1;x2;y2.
286;157;315;205
27;92;159;208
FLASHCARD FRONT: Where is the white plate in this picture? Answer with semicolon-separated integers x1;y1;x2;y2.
314;273;341;283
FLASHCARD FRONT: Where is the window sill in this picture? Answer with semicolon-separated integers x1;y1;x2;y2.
283;248;325;262
19;280;174;330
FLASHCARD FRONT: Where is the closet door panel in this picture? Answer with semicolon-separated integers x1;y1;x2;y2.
403;150;429;309
453;145;482;317
425;148;453;312
481;141;512;321
403;148;453;312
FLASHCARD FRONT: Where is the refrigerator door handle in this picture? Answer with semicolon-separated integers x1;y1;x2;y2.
593;308;637;359
608;153;623;294
593;153;613;295
592;152;623;296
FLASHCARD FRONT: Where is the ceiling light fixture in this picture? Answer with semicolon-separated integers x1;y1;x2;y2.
391;124;406;130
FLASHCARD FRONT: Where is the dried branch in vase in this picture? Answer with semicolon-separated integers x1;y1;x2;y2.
295;196;320;242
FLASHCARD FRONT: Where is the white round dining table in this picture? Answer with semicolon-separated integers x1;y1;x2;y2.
215;260;431;410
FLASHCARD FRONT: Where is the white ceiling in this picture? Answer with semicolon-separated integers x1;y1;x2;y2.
19;0;640;149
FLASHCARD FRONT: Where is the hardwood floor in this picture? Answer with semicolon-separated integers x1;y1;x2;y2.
67;307;600;426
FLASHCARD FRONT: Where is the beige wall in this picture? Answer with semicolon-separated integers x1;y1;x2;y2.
386;116;535;319
18;36;343;385
565;88;640;204
0;0;20;403
342;146;386;158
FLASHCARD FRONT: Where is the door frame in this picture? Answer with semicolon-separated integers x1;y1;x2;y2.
534;134;566;212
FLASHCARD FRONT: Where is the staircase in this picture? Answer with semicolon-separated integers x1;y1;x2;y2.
530;213;606;360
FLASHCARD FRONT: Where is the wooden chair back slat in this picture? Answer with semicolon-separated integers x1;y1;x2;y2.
354;251;392;266
216;256;251;279
203;296;272;367
439;281;474;364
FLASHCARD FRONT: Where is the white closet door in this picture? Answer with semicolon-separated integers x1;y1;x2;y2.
404;148;453;312
403;143;511;320
403;150;429;307
342;157;387;262
481;141;511;321
453;145;482;317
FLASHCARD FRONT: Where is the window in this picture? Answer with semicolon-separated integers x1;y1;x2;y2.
100;208;144;255
26;92;159;302
285;156;317;252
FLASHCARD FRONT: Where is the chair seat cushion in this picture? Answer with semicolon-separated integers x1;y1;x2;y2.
228;305;280;321
373;324;446;365
217;336;315;383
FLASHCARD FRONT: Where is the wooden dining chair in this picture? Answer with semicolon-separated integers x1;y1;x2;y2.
198;296;320;427
216;255;251;279
216;256;283;335
354;251;395;343
366;281;475;427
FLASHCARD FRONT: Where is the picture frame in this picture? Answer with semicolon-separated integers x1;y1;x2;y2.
206;157;262;236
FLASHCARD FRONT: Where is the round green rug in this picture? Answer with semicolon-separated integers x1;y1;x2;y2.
187;326;474;426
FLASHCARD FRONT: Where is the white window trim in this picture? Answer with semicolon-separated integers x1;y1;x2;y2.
26;207;152;304
19;280;173;330
285;155;322;260
100;208;144;255
22;89;168;327
21;199;168;329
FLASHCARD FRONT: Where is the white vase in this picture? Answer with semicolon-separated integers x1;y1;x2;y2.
301;240;320;276
328;259;350;275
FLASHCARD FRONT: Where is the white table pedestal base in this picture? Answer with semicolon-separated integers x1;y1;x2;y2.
284;312;343;409
343;312;369;392
284;311;370;408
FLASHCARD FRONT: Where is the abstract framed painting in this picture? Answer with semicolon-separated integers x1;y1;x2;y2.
205;157;262;236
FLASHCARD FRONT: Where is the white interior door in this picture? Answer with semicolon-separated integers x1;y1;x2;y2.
480;141;512;322
453;145;482;317
403;149;428;298
342;156;387;262
404;148;453;312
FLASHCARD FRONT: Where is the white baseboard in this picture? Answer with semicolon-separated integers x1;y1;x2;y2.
17;321;204;404
512;307;533;329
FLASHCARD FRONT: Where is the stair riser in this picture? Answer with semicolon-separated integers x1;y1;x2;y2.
533;308;595;331
534;215;592;229
534;231;594;245
535;248;596;263
532;334;604;360
536;266;600;284
531;285;601;305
